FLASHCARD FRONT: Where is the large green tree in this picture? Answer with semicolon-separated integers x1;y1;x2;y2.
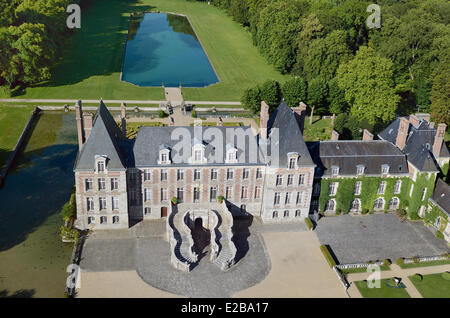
281;77;307;108
241;86;261;114
307;77;328;115
337;46;400;124
259;79;282;109
430;64;450;125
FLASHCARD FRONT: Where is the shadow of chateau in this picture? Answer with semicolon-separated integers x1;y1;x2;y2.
0;289;36;298
28;0;155;90
231;216;253;265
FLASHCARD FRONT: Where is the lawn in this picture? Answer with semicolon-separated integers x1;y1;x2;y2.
409;273;450;298
340;265;391;274
3;0;288;102
355;279;411;298
0;105;35;169
399;259;450;269
303;117;333;141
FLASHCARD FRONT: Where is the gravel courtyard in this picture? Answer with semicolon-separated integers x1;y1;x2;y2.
315;213;450;264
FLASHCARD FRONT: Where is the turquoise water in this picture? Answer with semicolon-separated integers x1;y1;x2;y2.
0;113;77;297
121;12;219;87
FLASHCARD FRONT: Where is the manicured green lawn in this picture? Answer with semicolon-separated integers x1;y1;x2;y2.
3;0;287;102
0;105;35;169
355;279;411;298
409;273;450;298
303;117;333;141
399;259;450;269
341;265;391;274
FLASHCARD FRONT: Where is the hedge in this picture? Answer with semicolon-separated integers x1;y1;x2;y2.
320;245;337;268
304;217;314;230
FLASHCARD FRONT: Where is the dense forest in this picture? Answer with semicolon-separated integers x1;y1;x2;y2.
194;0;449;132
0;0;79;96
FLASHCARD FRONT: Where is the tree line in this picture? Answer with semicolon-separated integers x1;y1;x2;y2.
194;0;449;129
0;0;79;96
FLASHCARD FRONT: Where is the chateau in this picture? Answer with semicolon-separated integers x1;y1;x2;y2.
73;101;449;235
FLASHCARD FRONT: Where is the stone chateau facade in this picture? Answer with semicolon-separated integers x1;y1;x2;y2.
73;100;449;231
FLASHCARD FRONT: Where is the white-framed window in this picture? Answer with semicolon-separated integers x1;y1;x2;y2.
351;199;360;211
177;169;184;181
144;207;151;215
389;197;399;210
210;186;217;202
394;180;402;194
160;188;167;201
243;168;250;179
241;186;248;199
287;174;293;186
100;216;107;224
112;197;119;210
210;169;217;180
160;169;168;181
144;169;151;181
177;187;184;203
421;188;427;201
97;161;105;173
194;149;202;162
256;168;263;179
285;192;292;204
194;169;201;181
296;191;305;204
144;188;151;202
85;179;93;191
284;210;290;218
226;148;238;164
381;164;390;175
298;174;305;185
356;165;365;176
331;166;340;177
226;168;234;180
325;200;335;211
288;157;297;169
111;178;119;190
254;186;261;199
113;216;119;224
98;178;106;190
295;210;301;217
354;181;362;195
274;192;281;205
99;197;106;211
86;197;94;211
272;211;278;218
378;181;386;194
88;216;94;224
330;182;338;196
225;186;232;199
373;197;384;210
276;175;283;186
158;148;171;164
193;186;200;202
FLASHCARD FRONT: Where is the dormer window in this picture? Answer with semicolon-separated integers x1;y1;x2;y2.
356;165;365;176
287;153;299;169
189;142;207;164
95;155;107;173
381;164;390;175
98;161;104;172
158;146;171;165
331;166;340;177
225;145;238;164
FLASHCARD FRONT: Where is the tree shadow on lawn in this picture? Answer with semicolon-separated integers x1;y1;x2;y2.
29;0;155;90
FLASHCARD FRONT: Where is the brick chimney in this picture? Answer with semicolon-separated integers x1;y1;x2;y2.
75;100;84;151
433;123;447;158
331;130;339;141
83;113;93;140
409;114;420;127
415;113;430;123
292;101;307;133
362;129;374;141
121;102;127;137
260;101;270;141
395;117;409;150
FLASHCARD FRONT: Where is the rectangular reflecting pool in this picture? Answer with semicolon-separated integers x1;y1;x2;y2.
121;12;219;87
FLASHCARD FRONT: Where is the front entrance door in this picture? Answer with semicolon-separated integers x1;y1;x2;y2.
161;207;168;217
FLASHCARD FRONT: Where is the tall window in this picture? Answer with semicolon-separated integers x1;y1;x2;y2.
113;216;119;224
144;207;151;215
274;192;281;205
378;181;386;194
194;169;201;181
112;197;119;210
225;186;232;199
394;180;402;194
88;217;94;224
389;197;399;210
325;200;335;211
295;210;301;217
289;158;296;169
354;181;362;195
227;151;237;162
243;168;250;179
111;178;118;190
284;210;289;218
285;192;292;204
241;186;248;199
296;191;305;204
99;197;107;210
287;174;293;186
227;168;234;180
100;216;107;224
381;164;390;175
254;186;261;199
329;182;338;196
331;166;339;177
144;188;151;202
98;178;106;190
86;197;94;211
177;188;184;203
356;165;365;176
161;153;168;162
276;175;283;186
351;199;360;211
144;169;151;181
97;161;105;173
273;211;278;218
177;169;184;181
160;188;167;201
256;168;263;179
194;150;202;161
85;179;93;191
373;198;384;210
210;187;217;202
161;170;168;181
193;187;200;202
298;174;305;185
210;169;217;180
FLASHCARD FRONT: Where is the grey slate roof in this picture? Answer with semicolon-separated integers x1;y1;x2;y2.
430;179;450;216
133;126;265;167
379;117;448;172
307;140;409;178
74;101;127;171
267;101;314;167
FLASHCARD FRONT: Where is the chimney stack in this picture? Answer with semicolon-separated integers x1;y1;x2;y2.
415;113;430;123
83;113;93;141
409;114;420;128
362;129;374;141
395;117;409;150
121;102;127;137
433;123;447;158
75;100;84;151
260;101;270;141
331;130;340;141
292;101;307;133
